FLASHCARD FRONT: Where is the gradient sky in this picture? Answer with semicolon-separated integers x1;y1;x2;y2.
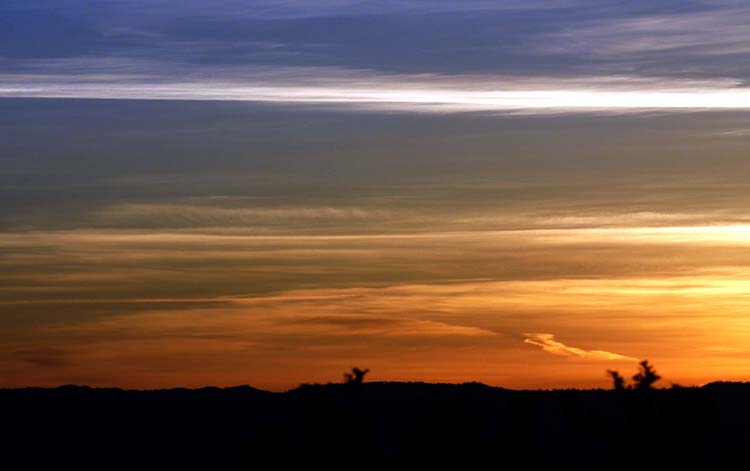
2;1;750;390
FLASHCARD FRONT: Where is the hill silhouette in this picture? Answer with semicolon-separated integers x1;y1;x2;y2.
3;380;750;468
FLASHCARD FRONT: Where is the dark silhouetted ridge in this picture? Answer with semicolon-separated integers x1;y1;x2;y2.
701;381;750;391
3;381;749;468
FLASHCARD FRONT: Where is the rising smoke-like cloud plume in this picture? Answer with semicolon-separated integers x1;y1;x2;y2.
523;333;636;361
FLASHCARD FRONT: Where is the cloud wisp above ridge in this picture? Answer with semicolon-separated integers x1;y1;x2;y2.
523;333;636;361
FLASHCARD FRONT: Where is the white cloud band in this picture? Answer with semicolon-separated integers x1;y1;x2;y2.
3;67;750;113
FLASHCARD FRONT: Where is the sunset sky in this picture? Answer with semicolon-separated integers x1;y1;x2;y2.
3;0;750;390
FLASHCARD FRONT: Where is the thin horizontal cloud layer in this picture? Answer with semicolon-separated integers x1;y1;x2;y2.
96;203;389;227
3;67;750;112
523;333;636;361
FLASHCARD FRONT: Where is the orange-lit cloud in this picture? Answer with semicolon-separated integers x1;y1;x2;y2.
523;333;636;361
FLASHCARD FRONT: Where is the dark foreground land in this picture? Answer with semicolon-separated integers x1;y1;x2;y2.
3;381;750;468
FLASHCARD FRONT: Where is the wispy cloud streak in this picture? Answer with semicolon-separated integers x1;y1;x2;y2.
548;7;750;57
523;333;636;361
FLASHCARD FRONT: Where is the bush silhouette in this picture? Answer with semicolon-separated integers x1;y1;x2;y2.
607;369;628;391
632;360;660;390
607;360;661;391
343;367;369;384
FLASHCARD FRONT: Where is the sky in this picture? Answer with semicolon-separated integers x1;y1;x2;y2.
2;1;750;390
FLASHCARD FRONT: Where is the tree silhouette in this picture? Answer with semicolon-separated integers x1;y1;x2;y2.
607;369;628;391
632;360;661;391
343;367;370;385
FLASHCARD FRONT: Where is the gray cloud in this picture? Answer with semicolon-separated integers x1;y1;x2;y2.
4;1;750;82
4;0;594;21
547;7;750;62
